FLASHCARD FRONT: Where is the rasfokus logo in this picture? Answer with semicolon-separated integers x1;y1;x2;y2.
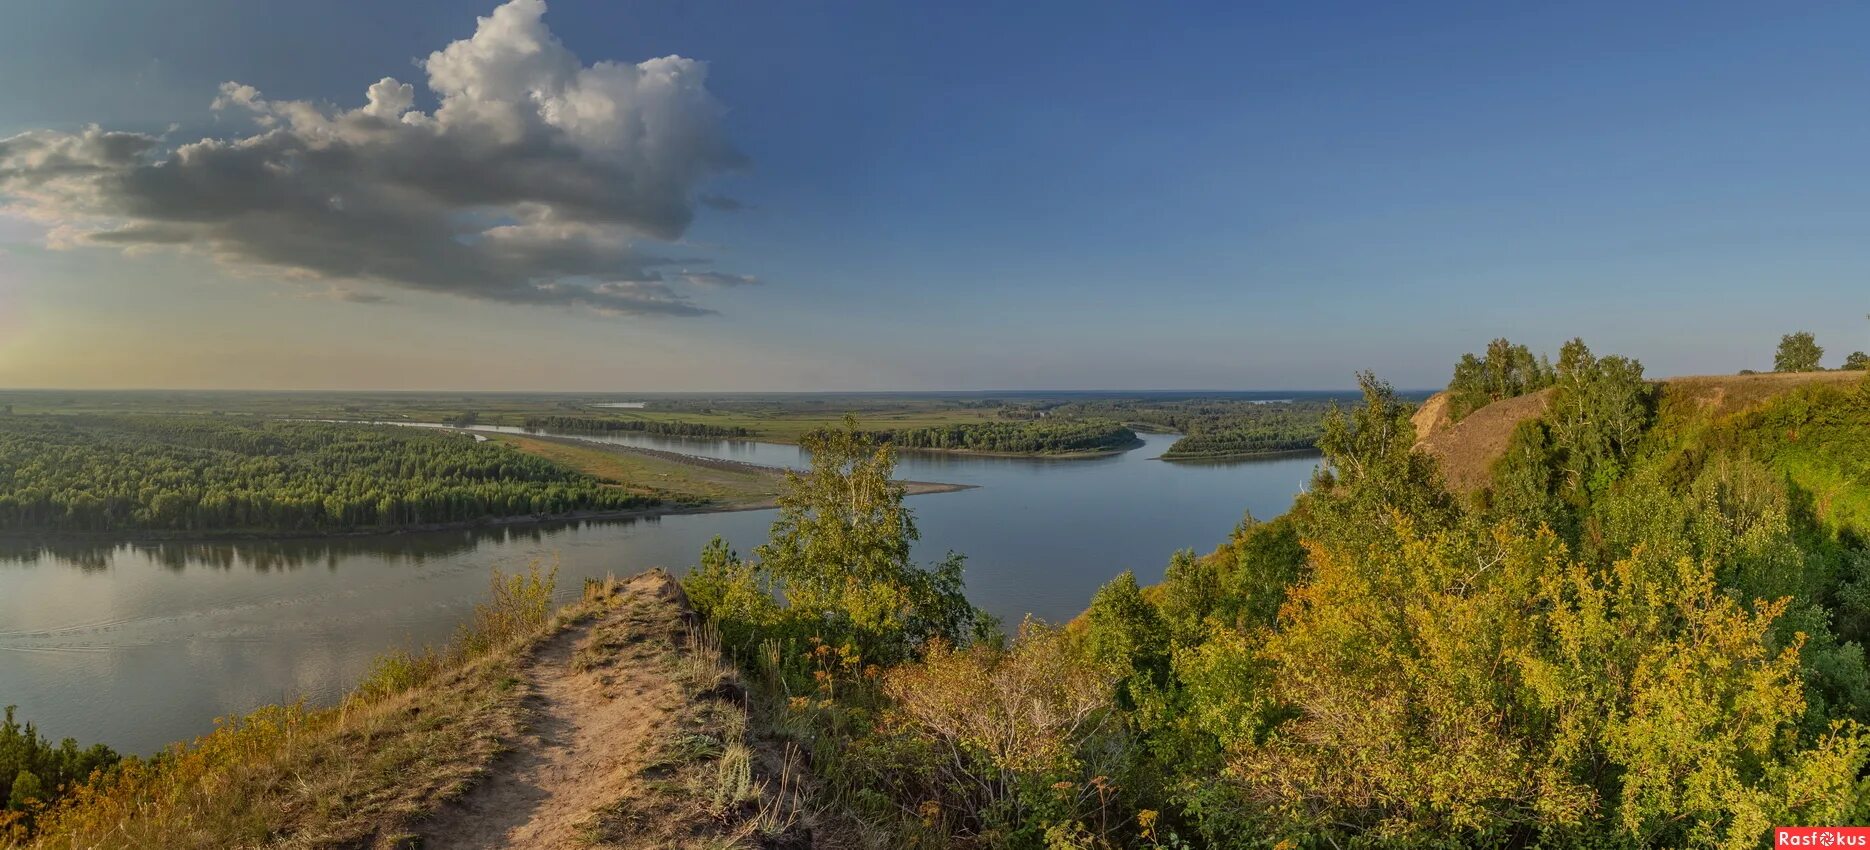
1777;827;1870;847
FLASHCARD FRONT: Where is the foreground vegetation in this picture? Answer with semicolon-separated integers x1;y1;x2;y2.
5;563;567;846
6;562;827;849
0;416;655;534
0;713;117;835
685;347;1870;848
9;339;1868;847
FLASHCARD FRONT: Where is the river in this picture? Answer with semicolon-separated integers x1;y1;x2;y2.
0;429;1316;754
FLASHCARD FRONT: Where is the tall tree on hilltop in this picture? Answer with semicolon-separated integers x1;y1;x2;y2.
1775;331;1824;373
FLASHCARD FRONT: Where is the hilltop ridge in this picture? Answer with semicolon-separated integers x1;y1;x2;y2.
1413;369;1865;494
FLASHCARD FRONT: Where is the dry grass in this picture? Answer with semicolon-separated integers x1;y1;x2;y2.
1655;370;1863;420
575;604;820;850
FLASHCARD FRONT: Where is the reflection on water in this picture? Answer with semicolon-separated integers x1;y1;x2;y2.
0;518;644;572
0;430;1317;754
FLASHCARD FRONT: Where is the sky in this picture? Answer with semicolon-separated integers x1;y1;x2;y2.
0;0;1866;392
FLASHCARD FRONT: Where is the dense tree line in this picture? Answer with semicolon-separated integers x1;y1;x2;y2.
1153;412;1324;460
690;350;1870;848
1001;397;1346;460
1445;336;1556;421
521;416;752;438
869;420;1137;454
0;416;654;533
1152;404;1336;459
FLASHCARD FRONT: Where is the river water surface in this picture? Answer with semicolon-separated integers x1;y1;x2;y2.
0;429;1315;753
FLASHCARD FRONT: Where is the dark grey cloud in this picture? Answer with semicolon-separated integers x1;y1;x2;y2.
0;0;756;318
677;270;760;287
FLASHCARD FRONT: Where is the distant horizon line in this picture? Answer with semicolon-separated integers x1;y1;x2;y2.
0;386;1423;396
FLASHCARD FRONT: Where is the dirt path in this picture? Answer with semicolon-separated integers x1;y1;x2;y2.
418;572;688;849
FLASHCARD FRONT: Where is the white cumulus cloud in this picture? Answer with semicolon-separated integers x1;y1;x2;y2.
0;0;752;317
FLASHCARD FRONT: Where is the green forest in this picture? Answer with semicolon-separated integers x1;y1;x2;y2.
998;397;1360;461
684;344;1870;849
998;397;1343;461
0;416;654;533
872;420;1139;455
519;416;754;438
1154;429;1315;460
1149;405;1325;460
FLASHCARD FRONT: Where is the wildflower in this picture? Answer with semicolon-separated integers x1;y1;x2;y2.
1138;808;1160;839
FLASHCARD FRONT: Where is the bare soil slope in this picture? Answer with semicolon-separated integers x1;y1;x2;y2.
419;570;815;849
1414;388;1553;495
419;572;682;849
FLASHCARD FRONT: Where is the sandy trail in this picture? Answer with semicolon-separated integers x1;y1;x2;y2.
419;573;686;849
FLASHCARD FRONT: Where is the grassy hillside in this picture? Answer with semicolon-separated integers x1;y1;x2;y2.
1670;374;1870;540
1415;370;1865;496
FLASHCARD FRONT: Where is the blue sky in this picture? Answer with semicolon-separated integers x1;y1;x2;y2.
0;0;1866;390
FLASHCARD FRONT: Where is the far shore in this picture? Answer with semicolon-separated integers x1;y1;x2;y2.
0;438;973;545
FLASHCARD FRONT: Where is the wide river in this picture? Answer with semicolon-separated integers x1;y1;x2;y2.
0;428;1316;754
